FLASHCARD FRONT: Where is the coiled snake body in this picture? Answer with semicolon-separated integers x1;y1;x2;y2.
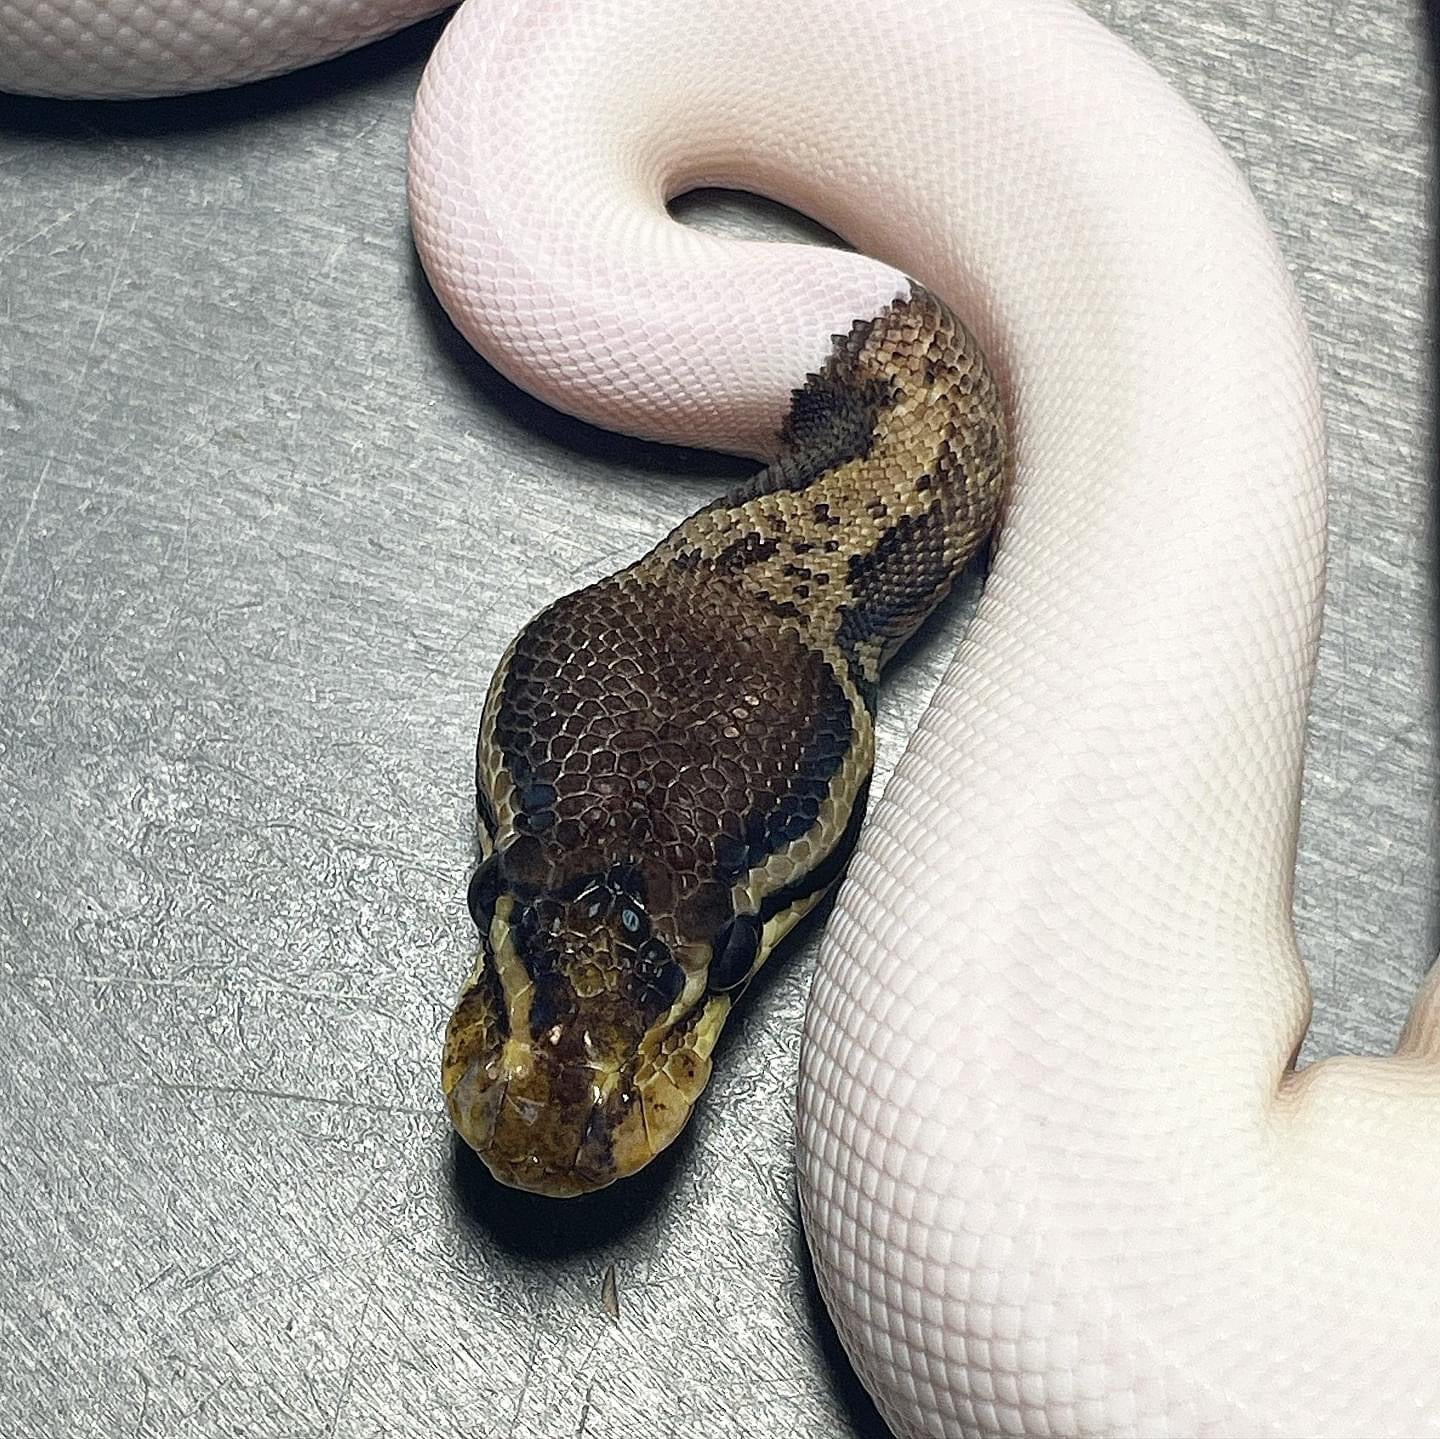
8;1;1440;1436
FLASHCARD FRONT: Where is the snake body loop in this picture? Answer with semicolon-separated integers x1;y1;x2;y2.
8;0;1440;1434
0;0;446;98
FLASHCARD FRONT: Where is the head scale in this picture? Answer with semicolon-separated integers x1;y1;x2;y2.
442;834;758;1196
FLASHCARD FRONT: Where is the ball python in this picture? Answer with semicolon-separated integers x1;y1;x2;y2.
7;1;1438;1436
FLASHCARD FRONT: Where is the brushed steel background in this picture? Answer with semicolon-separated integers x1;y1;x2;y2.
0;4;1432;1435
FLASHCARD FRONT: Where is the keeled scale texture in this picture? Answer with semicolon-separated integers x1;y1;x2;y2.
0;0;444;97
410;1;1440;1436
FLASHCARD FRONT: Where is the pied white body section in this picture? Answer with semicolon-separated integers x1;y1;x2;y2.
401;1;1440;1435
0;0;446;98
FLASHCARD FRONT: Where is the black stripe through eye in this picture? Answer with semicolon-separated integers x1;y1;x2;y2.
709;913;761;991
636;938;685;1008
467;855;501;933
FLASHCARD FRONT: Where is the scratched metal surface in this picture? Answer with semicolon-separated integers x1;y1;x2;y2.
0;3;1432;1436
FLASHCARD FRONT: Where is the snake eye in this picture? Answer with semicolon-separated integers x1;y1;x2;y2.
467;855;501;932
618;903;649;941
709;913;761;991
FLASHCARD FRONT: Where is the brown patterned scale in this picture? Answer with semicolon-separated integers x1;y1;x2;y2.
442;287;1007;1196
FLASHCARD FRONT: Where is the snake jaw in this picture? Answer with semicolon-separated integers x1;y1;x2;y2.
447;1062;507;1156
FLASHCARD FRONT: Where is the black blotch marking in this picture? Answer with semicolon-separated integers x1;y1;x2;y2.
709;912;762;991
838;503;952;674
467;856;501;932
712;532;780;574
758;779;872;925
773;371;894;475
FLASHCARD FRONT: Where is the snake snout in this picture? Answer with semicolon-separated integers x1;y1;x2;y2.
445;1047;682;1197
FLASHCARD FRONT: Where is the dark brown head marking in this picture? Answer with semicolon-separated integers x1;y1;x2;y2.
446;285;1007;1194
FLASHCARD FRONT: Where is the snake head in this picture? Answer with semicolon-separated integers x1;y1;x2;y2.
442;837;756;1197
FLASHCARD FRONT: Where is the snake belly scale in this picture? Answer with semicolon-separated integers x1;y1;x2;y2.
443;289;1005;1196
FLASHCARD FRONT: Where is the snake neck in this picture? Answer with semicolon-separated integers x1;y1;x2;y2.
643;287;1006;695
